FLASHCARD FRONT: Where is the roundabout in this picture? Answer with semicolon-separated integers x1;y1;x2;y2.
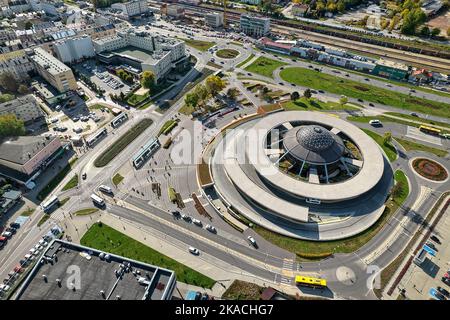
206;111;394;241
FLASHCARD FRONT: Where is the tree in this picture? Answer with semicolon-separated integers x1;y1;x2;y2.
383;131;392;145
227;88;239;100
185;92;200;110
140;71;155;89
17;84;29;95
0;72;19;93
339;95;348;105
419;25;430;37
25;21;33;30
430;27;441;38
205;75;226;96
337;0;346;13
447;27;450;36
0;114;25;137
303;88;312;99
291;91;300;101
195;84;210;105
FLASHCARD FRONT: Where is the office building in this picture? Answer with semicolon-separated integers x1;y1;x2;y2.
53;35;95;64
240;14;270;37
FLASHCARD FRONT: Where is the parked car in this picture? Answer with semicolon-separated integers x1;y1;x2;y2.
5;228;16;235
430;235;441;244
192;219;202;227
206;225;216;233
9;222;20;229
188;247;200;255
181;214;191;222
1;231;12;239
437;286;449;297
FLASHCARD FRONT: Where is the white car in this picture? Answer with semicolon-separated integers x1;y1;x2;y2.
247;236;257;248
192;219;202;227
24;254;34;261
38;239;48;247
29;248;38;256
181;214;191;221
35;244;43;251
0;284;10;292
1;231;12;238
188;247;200;255
205;225;216;233
369;119;382;126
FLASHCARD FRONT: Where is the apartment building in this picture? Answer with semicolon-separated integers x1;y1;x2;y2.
111;0;148;18
0;94;45;124
31;47;77;93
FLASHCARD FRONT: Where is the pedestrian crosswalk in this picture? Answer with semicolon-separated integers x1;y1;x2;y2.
406;126;442;146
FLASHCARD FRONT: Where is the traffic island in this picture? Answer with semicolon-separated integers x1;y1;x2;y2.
412;158;448;182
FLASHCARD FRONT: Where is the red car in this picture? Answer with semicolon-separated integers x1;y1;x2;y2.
13;266;24;273
444;272;449;279
0;236;7;242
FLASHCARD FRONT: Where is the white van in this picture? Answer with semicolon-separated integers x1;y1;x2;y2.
369;119;382;126
99;185;113;194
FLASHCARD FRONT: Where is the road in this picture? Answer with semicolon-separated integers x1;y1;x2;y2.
2;20;449;300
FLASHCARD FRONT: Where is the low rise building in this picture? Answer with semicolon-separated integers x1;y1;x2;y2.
240;14;270;37
0;94;45;124
0;135;63;186
53;35;95;64
0;189;22;216
0;49;35;80
31;47;78;93
93;28;187;83
372;59;410;81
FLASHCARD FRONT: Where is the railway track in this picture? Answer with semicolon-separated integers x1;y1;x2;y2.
156;1;450;73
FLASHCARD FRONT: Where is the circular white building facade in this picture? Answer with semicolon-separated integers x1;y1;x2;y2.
208;111;393;241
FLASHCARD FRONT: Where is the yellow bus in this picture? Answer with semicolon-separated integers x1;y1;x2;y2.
419;125;441;136
295;275;327;288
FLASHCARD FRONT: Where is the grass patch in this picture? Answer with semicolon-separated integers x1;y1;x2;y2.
236;54;255;68
245;57;288;78
37;157;78;201
393;170;409;205
74;208;98;216
361;129;397;162
157;120;178;137
37;214;50;227
126;92;149;107
179;38;215;51
20;207;34;217
62;174;78;191
81;223;216;288
112;173;124;186
222;280;264;300
280;67;450;118
282;97;359;111
395;137;447;157
216;49;239;59
94;118;153;167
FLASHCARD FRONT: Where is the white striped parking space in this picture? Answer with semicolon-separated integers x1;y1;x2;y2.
406;126;442;146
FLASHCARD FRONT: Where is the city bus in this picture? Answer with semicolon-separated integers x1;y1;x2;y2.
419;125;441;136
86;128;107;147
111;113;128;128
295;275;327;288
90;194;105;207
41;195;59;213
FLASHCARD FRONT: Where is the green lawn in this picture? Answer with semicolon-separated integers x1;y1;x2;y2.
20;207;34;217
180;38;215;51
216;49;240;59
94;118;153;167
74;208;98;216
62;174;78;191
81;223;216;288
282;97;359;111
37;157;78;201
37;214;50;227
393;170;409;205
245;57;288;78
385;112;450;130
112;173;124;186
157;120;178;136
236;54;255;68
127;92;149;107
280;67;450;118
395;137;448;157
361;129;397;162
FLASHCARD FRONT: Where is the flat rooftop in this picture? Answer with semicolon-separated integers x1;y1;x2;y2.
114;46;154;62
15;240;176;300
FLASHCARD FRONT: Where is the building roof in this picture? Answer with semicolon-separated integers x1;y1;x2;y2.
0;135;58;165
15;240;176;300
31;47;72;75
282;125;345;164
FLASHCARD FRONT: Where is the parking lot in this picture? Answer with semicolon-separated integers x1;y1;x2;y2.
74;60;131;95
399;202;450;300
